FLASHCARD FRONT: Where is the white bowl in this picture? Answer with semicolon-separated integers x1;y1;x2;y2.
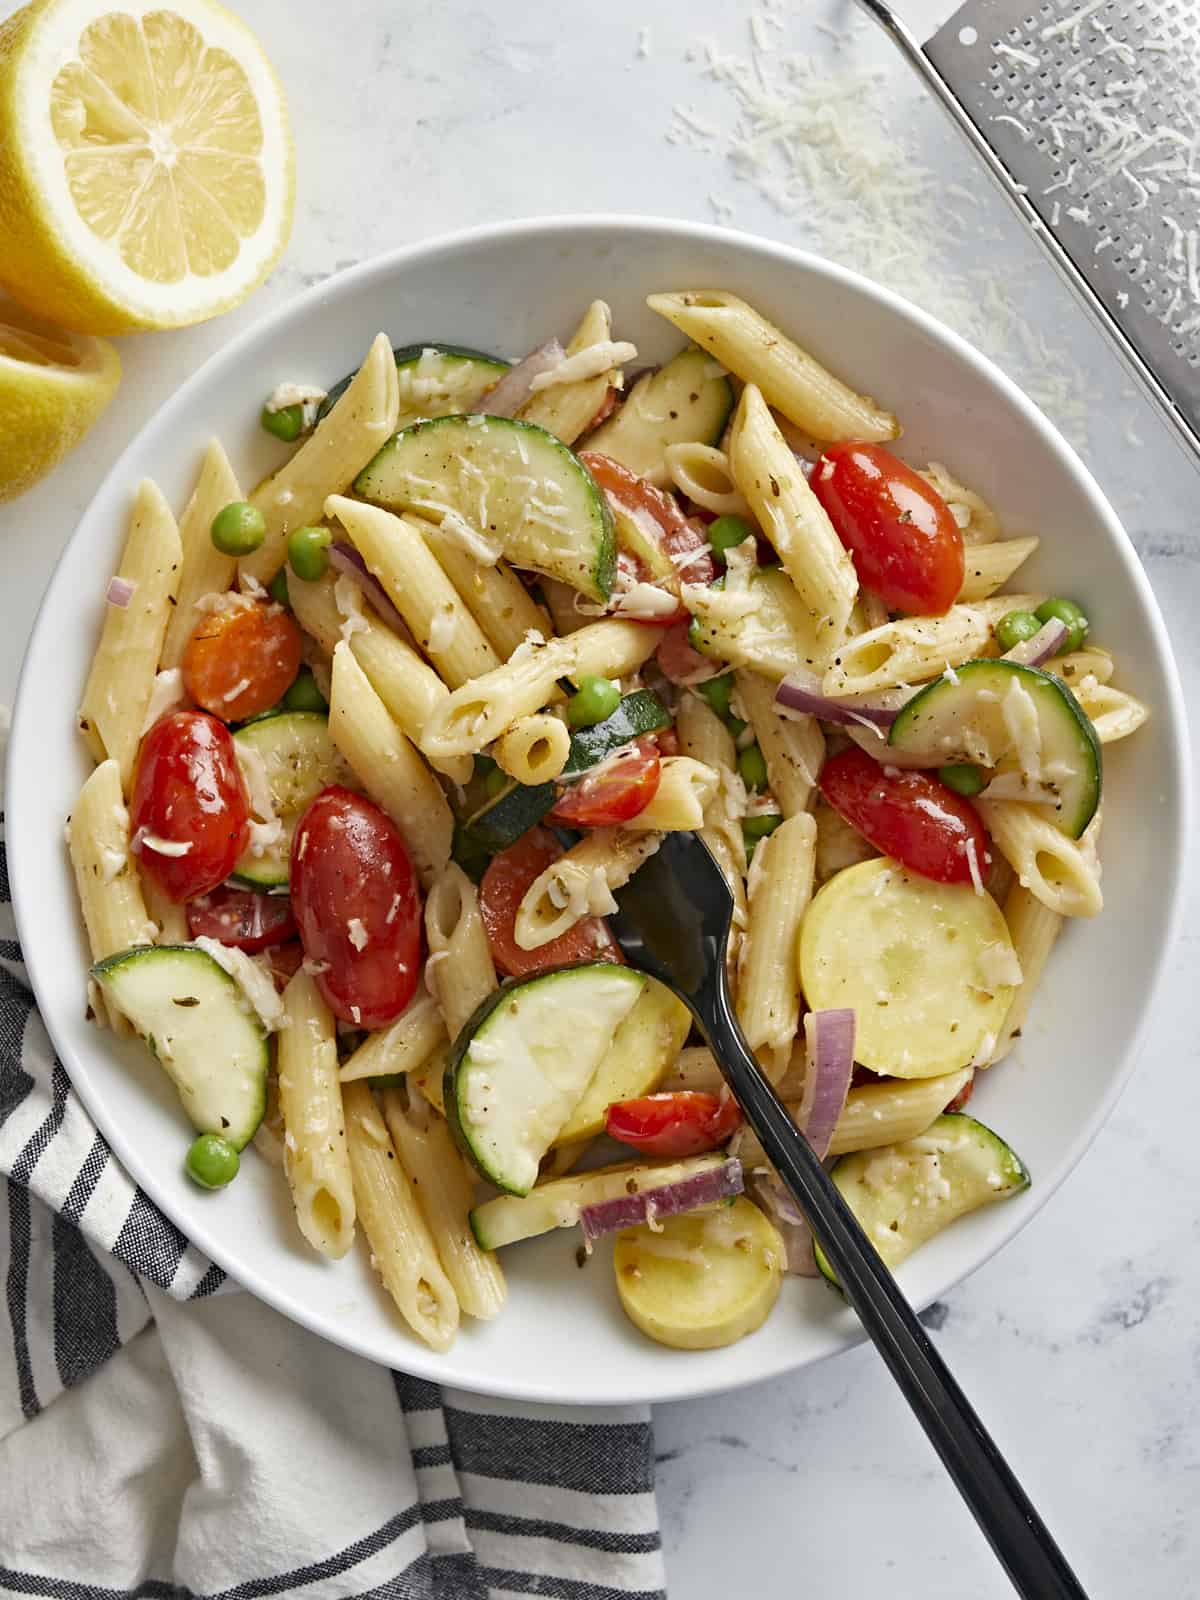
8;216;1188;1406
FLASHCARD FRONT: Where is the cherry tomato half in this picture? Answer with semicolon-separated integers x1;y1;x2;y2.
263;941;305;989
810;443;964;616
183;600;303;723
130;711;251;902
549;738;661;828
580;451;715;622
606;1090;742;1158
655;619;713;685
290;787;422;1027
479;827;624;978
186;885;297;953
818;746;992;886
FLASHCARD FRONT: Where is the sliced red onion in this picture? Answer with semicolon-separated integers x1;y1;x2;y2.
473;339;564;418
328;542;408;636
106;576;134;608
579;1157;743;1248
748;1172;820;1277
799;1009;855;1161
775;669;904;730
1002;617;1068;667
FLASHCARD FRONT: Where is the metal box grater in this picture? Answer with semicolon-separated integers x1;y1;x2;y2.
856;0;1200;465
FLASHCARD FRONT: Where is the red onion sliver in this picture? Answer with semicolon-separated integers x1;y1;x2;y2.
799;1009;855;1161
775;669;903;729
328;543;408;636
473;339;564;418
579;1158;743;1248
106;576;134;609
748;1173;821;1277
1002;617;1068;667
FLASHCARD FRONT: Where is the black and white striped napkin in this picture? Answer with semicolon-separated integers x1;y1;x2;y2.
0;814;666;1599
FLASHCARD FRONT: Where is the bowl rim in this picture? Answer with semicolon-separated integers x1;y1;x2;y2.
7;212;1190;1405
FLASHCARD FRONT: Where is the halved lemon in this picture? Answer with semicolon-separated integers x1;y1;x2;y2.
0;293;120;500
0;0;294;334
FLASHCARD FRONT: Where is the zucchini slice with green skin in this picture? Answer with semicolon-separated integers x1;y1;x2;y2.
447;964;646;1195
688;566;830;679
232;711;354;888
92;946;269;1150
815;1112;1030;1284
585;347;734;486
316;342;508;427
354;415;616;602
888;659;1101;837
470;1153;726;1250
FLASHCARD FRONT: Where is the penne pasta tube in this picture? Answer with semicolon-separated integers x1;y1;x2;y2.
327;642;453;888
736;812;816;1055
625;757;719;832
242;332;400;584
418;631;576;761
1051;646;1114;687
566;617;666;683
519;299;618;444
160;439;240;669
326;499;500;688
659;1045;725;1095
515;828;663;950
956;538;1040;601
494;713;571;784
919;462;1000;542
340;992;448;1084
813;798;878;882
734;670;824;817
822;594;1043;696
381;1086;506;1321
421;519;552;661
140;870;189;945
539;577;591;636
277;972;357;1258
975;799;1102;918
646;290;898;442
664;442;752;519
728;384;858;645
676;693;748;941
342;1080;459;1351
424;864;498;1040
78;479;183;792
1071;678;1148;744
991;883;1063;1063
67;759;158;1034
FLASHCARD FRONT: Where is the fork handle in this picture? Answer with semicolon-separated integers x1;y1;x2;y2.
704;990;1089;1600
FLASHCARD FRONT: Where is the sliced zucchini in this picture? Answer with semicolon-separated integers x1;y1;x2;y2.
888;659;1101;837
688;566;830;678
553;978;692;1145
354;415;616;602
316;342;508;428
815;1112;1030;1282
92;946;268;1149
232;711;353;888
585;347;734;486
464;779;555;854
469;1153;726;1250
446;964;646;1195
799;858;1019;1078
614;1196;784;1350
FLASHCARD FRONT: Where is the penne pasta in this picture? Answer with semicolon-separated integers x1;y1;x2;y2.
625;756;719;832
813;797;879;883
140;870;189;945
956;537;1040;601
647;290;898;442
342;1080;459;1351
340;992;448;1084
519;299;618;444
664;441;752;519
1051;646;1114;687
242;332;400;584
659;1045;725;1095
78;479;183;792
424;864;498;1039
919;461;1001;542
734;670;824;817
991;883;1063;1063
494;713;571;785
1072;678;1149;744
515;828;663;950
822;594;1043;696
160;439;240;670
676;692;749;941
421;518;552;661
418;630;576;761
327;642;453;888
736;812;816;1056
975;799;1103;918
276;972;357;1258
728;384;859;645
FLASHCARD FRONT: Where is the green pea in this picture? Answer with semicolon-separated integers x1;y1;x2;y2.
567;674;622;729
185;1133;240;1190
211;501;266;557
696;673;734;719
742;811;783;844
484;766;509;799
282;669;328;713
994;609;1042;652
260;402;305;443
288;525;333;582
1035;597;1089;655
938;763;986;797
738;742;768;792
709;515;753;558
268;568;290;608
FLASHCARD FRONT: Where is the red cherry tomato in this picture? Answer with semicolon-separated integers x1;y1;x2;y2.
479;827;625;978
581;451;715;622
587;386;621;431
656;725;680;758
809;443;964;616
263;941;305;989
945;1072;975;1114
130;711;251;903
818;747;992;886
289;787;422;1027
606;1090;742;1158
549;739;661;828
186;885;297;953
183;601;304;722
655;619;713;685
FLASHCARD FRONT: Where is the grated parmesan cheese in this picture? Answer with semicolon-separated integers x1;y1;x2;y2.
333;575;369;643
193;937;288;1032
527;340;639;391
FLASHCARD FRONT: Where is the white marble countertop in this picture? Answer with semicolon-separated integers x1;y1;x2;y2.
2;0;1196;1594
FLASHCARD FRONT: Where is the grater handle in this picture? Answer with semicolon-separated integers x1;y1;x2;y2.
853;0;1200;472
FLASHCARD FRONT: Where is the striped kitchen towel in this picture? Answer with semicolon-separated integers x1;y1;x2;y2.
0;814;666;1600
